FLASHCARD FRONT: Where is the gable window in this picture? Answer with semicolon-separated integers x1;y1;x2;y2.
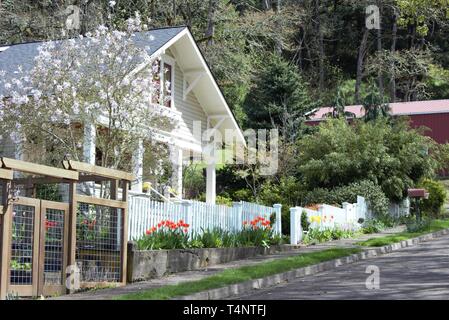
151;55;175;108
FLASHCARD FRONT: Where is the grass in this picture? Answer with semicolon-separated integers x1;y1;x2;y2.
357;219;449;247
117;247;361;300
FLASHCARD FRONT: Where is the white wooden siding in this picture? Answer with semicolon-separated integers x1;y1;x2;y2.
172;62;207;145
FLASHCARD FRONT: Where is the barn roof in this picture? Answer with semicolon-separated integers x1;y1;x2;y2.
307;99;449;121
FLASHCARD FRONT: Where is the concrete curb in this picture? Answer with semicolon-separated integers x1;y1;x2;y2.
172;228;449;300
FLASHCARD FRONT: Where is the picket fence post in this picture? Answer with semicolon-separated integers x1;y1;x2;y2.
290;207;302;245
233;201;243;232
182;200;193;236
273;204;282;235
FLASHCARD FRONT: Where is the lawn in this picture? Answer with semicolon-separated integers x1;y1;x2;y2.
357;219;449;247
117;247;361;300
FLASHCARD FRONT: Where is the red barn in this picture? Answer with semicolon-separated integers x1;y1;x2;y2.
306;99;449;144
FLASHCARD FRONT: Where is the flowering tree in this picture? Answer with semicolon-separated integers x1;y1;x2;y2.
0;14;175;172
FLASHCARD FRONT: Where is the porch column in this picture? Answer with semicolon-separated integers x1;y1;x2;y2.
83;123;96;196
169;145;183;199
206;163;216;204
83;122;96;165
131;139;144;192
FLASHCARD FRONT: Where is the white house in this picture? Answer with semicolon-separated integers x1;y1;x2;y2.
0;26;246;204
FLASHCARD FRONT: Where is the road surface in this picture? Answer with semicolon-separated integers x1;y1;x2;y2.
235;233;449;300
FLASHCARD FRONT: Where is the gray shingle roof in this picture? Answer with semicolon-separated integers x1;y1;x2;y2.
0;26;186;96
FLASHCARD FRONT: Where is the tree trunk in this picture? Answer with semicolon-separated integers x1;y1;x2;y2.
274;0;282;54
315;0;325;92
261;0;271;10
205;0;217;46
390;12;398;102
355;28;369;103
376;0;384;98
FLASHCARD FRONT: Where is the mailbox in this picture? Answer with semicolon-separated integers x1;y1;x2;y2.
407;189;429;199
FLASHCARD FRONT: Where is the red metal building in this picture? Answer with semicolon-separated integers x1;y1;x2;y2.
306;99;449;144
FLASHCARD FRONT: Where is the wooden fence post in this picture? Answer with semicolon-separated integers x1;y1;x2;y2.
0;181;11;300
273;204;282;235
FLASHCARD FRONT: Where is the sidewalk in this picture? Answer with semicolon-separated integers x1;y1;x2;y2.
52;226;405;300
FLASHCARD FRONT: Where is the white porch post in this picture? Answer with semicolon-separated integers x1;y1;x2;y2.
206;162;216;204
83;123;96;196
169;145;183;198
83;122;96;165
131;139;144;192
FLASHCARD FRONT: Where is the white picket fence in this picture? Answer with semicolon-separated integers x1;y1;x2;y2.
127;193;282;241
289;195;411;244
290;196;370;245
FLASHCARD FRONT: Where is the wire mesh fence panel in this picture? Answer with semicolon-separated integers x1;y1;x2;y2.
43;208;65;286
10;204;35;286
76;203;123;283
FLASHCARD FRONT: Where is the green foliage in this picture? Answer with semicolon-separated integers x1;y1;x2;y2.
358;219;449;247
406;217;432;233
243;54;316;140
396;0;449;36
361;219;387;234
304;180;390;217
215;195;234;207
297;118;439;203
301;210;310;232
418;179;447;217
303;227;357;244
425;64;449;99
35;184;62;202
361;82;391;122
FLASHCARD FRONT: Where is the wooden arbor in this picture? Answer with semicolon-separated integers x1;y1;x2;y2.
0;157;134;299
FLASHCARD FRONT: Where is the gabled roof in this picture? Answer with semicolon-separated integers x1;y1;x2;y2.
0;26;186;96
0;26;245;146
307;99;449;121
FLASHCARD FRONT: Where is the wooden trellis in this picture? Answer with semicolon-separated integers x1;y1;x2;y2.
0;157;134;299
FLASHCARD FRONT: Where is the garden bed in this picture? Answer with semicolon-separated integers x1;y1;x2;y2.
126;243;301;282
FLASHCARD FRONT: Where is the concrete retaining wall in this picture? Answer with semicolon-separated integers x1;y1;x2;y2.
127;243;300;283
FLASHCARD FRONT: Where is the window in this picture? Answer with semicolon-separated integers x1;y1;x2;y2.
163;63;173;108
151;56;174;108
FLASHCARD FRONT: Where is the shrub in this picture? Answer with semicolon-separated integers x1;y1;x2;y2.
362;219;386;234
193;228;231;248
418;179;447;217
303;227;356;244
406;217;432;233
304;180;389;216
301;210;310;231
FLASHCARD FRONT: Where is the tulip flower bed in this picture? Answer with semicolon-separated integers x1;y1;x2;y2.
128;217;290;282
136;219;191;250
136;216;283;250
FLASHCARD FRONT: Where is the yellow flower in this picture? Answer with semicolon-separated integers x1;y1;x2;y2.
310;216;321;223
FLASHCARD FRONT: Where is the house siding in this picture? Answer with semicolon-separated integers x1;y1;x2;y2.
173;62;208;146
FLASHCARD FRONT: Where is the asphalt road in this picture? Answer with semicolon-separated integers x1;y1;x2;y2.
235;233;449;300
